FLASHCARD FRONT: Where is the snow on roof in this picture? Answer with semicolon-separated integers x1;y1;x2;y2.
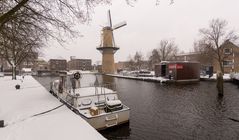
200;73;231;80
22;68;32;72
175;52;200;56
68;70;97;74
0;76;105;140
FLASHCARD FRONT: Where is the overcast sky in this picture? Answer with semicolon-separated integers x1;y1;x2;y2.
41;0;239;64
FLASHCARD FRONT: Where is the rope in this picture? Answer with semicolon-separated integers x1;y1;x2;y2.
228;117;239;122
32;104;64;117
4;104;64;127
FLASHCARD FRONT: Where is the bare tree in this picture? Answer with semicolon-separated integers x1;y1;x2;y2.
198;18;238;74
158;39;178;61
148;49;160;70
0;16;42;79
193;40;214;66
126;55;135;71
198;18;238;95
134;51;144;70
0;0;114;42
0;0;113;79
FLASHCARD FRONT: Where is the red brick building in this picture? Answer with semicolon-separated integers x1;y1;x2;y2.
174;40;239;73
49;59;67;72
68;58;92;71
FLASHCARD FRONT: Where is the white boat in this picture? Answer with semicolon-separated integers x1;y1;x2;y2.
49;71;130;130
137;70;154;77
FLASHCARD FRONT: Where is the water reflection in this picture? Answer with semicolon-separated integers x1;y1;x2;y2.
102;74;115;85
100;122;131;140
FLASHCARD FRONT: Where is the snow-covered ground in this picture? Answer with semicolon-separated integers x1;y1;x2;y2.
69;70;98;74
231;73;239;80
200;73;231;80
0;76;105;140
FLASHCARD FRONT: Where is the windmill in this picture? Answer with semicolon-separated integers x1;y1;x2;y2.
97;10;127;74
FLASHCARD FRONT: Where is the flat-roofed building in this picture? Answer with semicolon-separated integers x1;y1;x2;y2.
49;59;67;72
68;58;92;71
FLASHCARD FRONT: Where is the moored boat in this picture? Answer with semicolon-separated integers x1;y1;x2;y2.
137;70;154;77
49;71;130;130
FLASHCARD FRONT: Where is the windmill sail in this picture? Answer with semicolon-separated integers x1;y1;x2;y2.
107;10;112;27
113;21;127;30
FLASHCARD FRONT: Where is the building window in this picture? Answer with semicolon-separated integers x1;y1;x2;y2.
223;60;233;67
224;48;231;54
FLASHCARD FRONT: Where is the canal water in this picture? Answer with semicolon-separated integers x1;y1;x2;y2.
34;74;239;140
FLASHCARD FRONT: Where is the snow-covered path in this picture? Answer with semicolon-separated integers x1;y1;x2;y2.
0;76;105;140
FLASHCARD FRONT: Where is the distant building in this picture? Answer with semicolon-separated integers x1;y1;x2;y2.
174;40;239;73
68;58;92;70
174;52;200;62
115;61;149;72
215;40;239;73
34;59;49;71
49;59;67;72
115;61;130;71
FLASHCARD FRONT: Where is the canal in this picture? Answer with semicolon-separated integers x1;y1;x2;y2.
34;74;239;140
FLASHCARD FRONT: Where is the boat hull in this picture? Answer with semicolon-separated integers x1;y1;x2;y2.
80;107;130;130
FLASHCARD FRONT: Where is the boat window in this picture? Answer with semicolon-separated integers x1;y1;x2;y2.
107;96;116;101
81;99;92;106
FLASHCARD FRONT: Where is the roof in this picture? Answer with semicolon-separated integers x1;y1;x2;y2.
221;40;239;48
175;52;200;56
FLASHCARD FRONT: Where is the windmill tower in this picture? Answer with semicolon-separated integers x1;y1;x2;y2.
97;10;127;74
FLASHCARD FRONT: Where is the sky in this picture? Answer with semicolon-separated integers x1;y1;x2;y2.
41;0;239;64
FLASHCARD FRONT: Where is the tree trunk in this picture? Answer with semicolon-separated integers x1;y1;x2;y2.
215;57;224;96
219;61;224;74
216;72;224;96
12;66;16;80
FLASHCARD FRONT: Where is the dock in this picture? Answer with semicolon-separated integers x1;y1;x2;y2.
106;74;169;83
0;76;105;140
200;73;232;82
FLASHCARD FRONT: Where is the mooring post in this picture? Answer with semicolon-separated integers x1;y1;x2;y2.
0;120;4;127
216;72;224;96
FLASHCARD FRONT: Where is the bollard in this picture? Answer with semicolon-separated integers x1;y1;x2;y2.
0;120;4;127
15;84;20;90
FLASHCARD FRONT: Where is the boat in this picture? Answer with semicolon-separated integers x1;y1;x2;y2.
137;70;154;77
49;71;130;130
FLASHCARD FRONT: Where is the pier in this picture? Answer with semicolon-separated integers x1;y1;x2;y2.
106;74;169;83
0;76;105;140
107;74;200;84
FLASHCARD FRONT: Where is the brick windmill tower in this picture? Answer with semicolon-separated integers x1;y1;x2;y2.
97;10;127;74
